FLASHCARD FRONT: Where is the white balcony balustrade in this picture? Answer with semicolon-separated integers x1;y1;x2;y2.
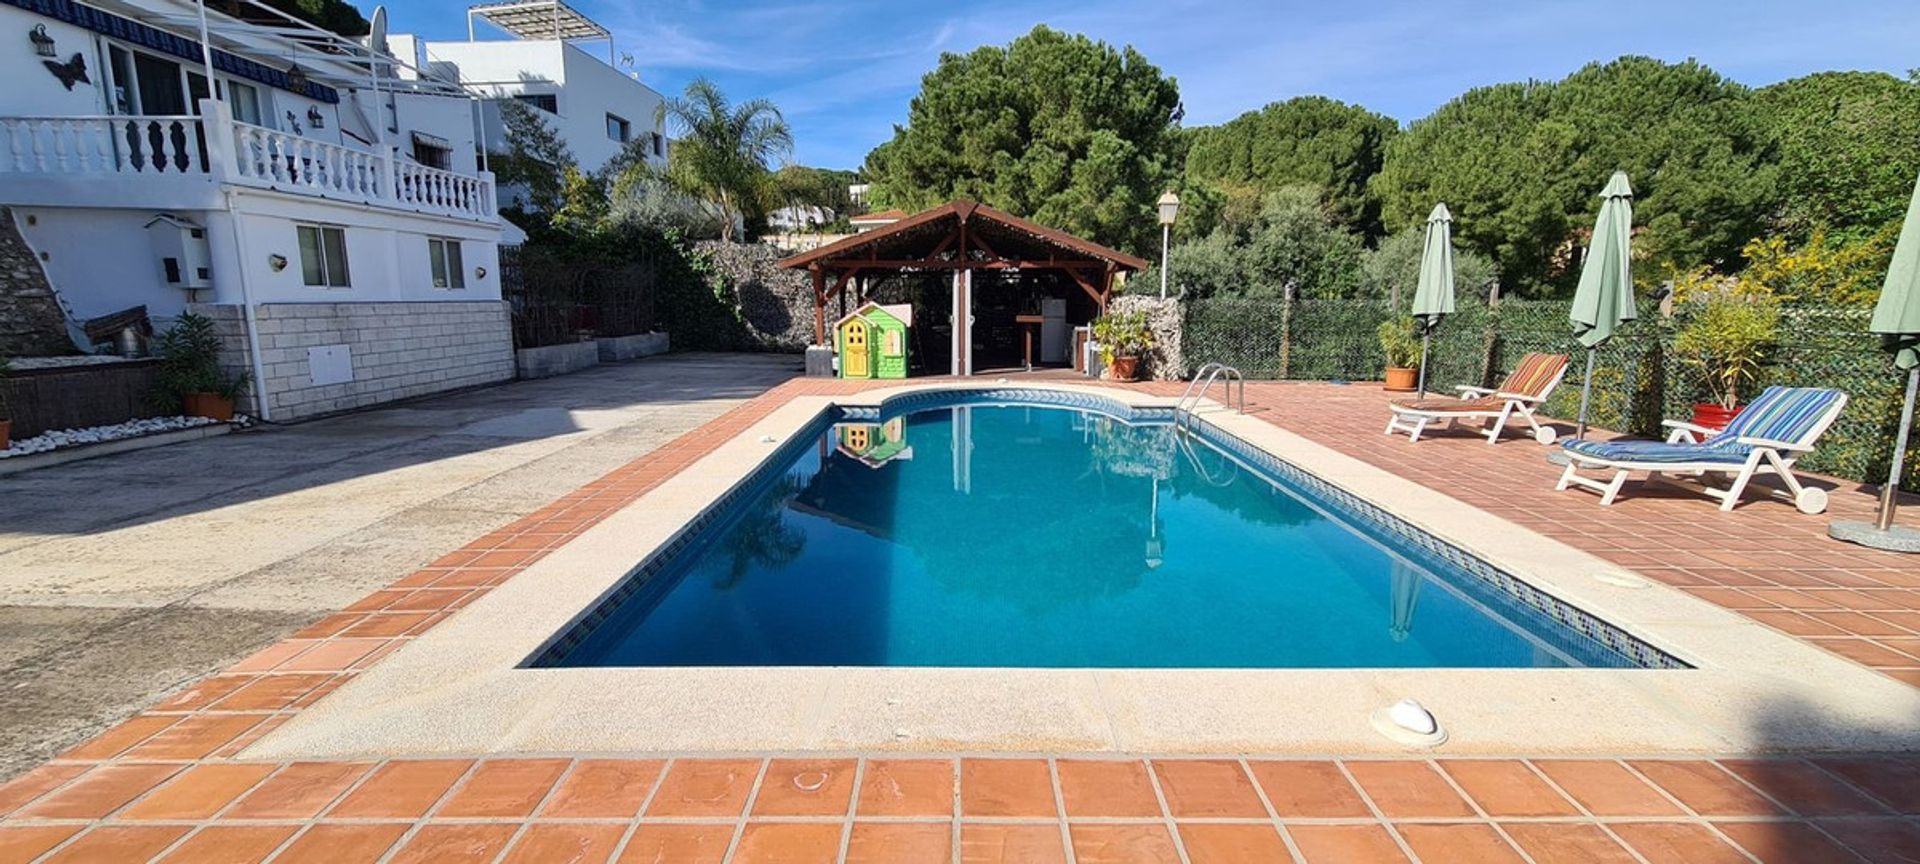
0;100;495;223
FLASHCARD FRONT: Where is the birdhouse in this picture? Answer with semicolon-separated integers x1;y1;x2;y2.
835;301;910;379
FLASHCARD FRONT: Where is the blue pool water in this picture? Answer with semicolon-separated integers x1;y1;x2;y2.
537;399;1664;669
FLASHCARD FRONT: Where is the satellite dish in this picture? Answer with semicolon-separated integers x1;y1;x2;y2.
368;6;390;56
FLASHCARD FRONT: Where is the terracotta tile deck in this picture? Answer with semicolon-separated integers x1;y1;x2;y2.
4;376;1920;863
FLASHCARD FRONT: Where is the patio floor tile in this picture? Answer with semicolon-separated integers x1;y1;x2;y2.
1499;823;1638;864
386;823;520;864
0;825;83;863
1531;760;1685;817
1175;823;1291;864
1057;760;1162;819
751;758;857;817
435;759;570;818
1717;759;1890;816
1813;757;1920;813
223;762;368;819
1711;821;1863;864
153;824;295;864
271;823;408;864
540;758;662;819
1396;823;1527;863
1815;819;1920;863
1247;760;1371;818
1439;760;1581;817
960;759;1057;818
1342;761;1475;819
120;763;277;820
646;758;762;818
0;764;88;817
1607;822;1752;864
1067;824;1180;864
845;822;951;864
958;823;1067;864
17;764;181;820
1630;759;1788;816
730;822;844;864
1285;824;1409;864
1149;760;1266;818
325;759;471;819
856;759;953;818
40;825;190;864
617;823;736;864
498;822;626;864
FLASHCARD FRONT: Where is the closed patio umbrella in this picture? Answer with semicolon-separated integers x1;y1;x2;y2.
1567;172;1636;440
1831;169;1920;553
1411;203;1457;397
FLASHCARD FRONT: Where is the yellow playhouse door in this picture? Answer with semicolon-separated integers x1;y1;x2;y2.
844;321;870;378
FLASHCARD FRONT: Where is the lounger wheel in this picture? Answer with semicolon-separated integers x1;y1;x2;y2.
1534;426;1558;445
1795;488;1828;515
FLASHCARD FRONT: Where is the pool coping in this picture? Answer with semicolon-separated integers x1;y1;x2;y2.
242;383;1920;757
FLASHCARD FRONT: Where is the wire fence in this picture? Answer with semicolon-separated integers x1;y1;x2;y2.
499;245;659;350
1183;294;1915;491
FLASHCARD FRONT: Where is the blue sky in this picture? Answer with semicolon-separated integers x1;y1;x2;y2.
381;0;1920;170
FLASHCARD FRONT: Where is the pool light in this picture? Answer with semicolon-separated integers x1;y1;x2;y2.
1372;698;1447;747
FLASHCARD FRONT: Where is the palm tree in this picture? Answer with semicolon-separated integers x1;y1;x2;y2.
656;78;793;241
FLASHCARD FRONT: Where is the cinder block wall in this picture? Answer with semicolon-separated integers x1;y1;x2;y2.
194;302;513;421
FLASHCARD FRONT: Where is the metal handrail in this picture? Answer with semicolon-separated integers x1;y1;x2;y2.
1176;363;1245;419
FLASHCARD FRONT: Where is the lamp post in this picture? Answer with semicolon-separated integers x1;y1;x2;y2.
1157;190;1180;300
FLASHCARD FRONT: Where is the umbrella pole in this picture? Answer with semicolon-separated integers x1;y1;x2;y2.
1417;331;1431;398
1877;366;1919;531
1574;348;1597;440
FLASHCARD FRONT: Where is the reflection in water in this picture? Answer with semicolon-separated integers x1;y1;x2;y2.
715;474;807;590
1389;559;1423;641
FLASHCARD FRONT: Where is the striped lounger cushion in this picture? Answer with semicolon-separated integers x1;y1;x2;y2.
1563;386;1843;465
1391;352;1567;413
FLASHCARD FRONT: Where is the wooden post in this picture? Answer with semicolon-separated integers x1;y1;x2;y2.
811;268;826;345
1279;281;1295;379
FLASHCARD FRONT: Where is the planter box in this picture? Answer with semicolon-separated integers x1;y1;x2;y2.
595;332;670;363
515;342;600;380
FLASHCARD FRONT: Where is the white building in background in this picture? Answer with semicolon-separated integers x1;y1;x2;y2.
402;1;668;185
0;0;511;422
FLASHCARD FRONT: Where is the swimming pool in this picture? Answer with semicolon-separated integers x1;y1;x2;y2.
534;392;1680;670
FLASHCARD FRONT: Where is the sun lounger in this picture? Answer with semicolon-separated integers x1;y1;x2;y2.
1555;385;1848;513
1384;352;1570;444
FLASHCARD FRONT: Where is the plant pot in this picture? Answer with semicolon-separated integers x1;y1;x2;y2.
1691;402;1742;432
183;392;235;422
0;418;10;451
1108;355;1141;382
1383;366;1418;392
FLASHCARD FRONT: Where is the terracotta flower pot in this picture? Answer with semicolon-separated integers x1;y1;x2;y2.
0;418;10;451
1691;402;1742;432
1108;356;1141;382
183;392;235;422
1383;366;1418;392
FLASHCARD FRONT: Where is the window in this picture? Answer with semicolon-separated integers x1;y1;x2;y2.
228;81;262;125
428;237;466;290
606;113;630;143
651;132;664;158
513;93;557;114
412;139;452;170
296;224;350;287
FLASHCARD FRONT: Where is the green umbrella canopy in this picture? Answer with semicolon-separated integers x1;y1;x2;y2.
1569;171;1637;348
1411;203;1456;326
1873;170;1920;370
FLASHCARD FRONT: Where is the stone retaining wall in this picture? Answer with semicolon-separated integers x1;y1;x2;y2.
196;301;514;421
0;207;76;357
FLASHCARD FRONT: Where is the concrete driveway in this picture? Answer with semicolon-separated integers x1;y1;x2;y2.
0;352;797;779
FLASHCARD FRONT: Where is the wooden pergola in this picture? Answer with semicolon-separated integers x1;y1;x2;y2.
777;200;1149;375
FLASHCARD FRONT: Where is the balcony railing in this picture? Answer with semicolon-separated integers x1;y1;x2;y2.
0;115;208;176
0;102;495;223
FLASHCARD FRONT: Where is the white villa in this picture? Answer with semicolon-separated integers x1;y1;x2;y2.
407;1;668;183
0;0;511;422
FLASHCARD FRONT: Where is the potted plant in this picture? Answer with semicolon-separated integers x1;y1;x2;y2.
1377;314;1421;392
1672;280;1779;430
1093;311;1154;382
0;357;13;451
155;312;245;420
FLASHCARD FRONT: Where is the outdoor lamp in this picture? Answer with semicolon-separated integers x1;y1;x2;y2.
1157;190;1180;299
307;107;325;129
286;63;308;91
29;24;56;58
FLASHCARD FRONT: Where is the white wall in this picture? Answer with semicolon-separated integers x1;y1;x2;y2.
421;38;666;173
1;7;108;116
12;207;211;322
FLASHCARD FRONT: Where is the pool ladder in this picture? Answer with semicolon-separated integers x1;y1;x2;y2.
1175;363;1245;424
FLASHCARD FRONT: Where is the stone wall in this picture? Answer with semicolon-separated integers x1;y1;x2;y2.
697;241;816;350
1108;295;1185;380
0;208;76;357
196;301;514;421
